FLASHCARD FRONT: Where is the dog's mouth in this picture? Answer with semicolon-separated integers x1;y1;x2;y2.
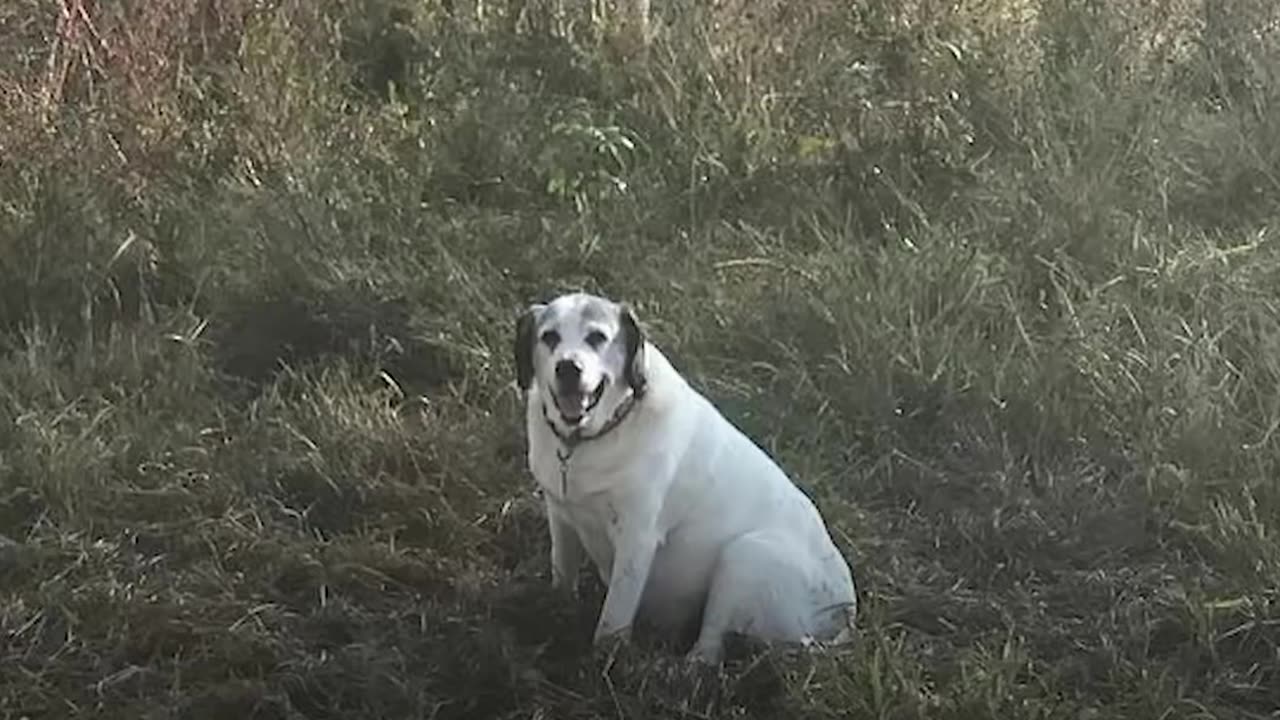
554;380;607;426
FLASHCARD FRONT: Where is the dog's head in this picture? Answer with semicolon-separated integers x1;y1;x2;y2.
514;293;646;431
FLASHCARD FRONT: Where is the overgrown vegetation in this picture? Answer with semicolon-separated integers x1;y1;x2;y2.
2;0;1279;717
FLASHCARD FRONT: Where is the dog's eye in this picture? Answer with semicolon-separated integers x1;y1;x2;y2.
540;330;560;348
585;330;607;348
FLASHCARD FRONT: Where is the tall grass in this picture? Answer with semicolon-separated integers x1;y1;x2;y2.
2;0;1279;717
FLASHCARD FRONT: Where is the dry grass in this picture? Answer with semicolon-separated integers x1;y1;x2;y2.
2;0;1280;718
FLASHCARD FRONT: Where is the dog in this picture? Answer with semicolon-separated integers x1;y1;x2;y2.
514;292;857;663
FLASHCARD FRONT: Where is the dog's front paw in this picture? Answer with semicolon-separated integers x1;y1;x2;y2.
685;647;720;666
685;635;726;667
592;623;632;656
550;572;579;598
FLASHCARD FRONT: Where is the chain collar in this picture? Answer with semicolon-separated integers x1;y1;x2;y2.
541;387;645;497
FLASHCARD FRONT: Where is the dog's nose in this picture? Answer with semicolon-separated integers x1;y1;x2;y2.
555;359;582;386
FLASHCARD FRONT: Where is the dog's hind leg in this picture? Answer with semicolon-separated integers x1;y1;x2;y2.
688;531;852;664
687;532;803;663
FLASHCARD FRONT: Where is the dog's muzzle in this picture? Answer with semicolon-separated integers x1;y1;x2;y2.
553;379;607;426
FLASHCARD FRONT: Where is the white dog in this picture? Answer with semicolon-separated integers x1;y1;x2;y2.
514;292;857;663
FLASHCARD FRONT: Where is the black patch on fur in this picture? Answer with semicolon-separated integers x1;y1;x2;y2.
514;304;542;390
620;303;646;395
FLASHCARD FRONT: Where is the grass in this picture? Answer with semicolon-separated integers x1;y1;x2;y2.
2;0;1280;717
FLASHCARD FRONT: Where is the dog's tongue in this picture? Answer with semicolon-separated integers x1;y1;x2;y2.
558;392;588;424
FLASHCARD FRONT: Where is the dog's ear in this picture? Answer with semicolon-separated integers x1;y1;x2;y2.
514;303;545;391
619;303;647;395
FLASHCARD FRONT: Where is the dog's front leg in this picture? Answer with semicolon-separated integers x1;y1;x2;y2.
546;499;583;594
593;501;661;646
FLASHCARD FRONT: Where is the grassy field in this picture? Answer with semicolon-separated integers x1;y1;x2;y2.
2;0;1279;717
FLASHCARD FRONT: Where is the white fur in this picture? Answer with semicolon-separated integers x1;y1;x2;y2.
520;293;857;663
